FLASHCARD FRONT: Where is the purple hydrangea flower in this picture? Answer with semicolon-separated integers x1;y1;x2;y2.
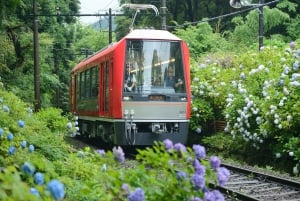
128;188;145;201
210;156;221;170
176;171;188;181
290;41;296;49
34;172;45;185
21;140;27;148
190;197;202;201
8;146;16;155
30;188;40;197
217;167;230;186
17;120;25;128
47;180;65;200
191;173;205;190
193;144;206;159
204;190;225;201
163;139;173;151
95;149;105;156
174;143;187;156
113;146;125;163
122;183;130;193
21;162;36;176
29;144;35;152
7;133;13;141
193;159;205;176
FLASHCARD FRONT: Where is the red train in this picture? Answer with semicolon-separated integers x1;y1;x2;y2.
69;29;191;146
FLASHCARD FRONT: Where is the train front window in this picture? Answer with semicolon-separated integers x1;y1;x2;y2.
124;40;186;94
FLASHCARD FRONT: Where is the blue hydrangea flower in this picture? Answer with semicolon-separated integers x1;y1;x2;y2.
101;163;107;172
21;162;36;176
21;140;27;148
113;146;125;163
34;172;45;185
128;188;145;201
66;122;72;129
163;139;173;151
217;167;230;186
210;156;221;170
3;105;10;113
30;188;40;197
29;144;35;152
176;171;188;181
191;173;205;190
47;180;65;200
8;146;16;155
7;133;14;141
0;128;3;137
17;120;25;128
193;144;206;159
193;159;205;176
196;127;202;134
204;190;225;201
7;133;13;141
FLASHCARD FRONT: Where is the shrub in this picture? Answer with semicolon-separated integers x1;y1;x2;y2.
190;41;300;174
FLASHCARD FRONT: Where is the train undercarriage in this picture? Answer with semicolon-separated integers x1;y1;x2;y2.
77;117;189;146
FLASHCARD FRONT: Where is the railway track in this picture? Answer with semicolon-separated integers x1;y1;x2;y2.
218;163;300;201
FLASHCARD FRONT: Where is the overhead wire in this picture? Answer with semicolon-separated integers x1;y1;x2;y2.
167;0;279;29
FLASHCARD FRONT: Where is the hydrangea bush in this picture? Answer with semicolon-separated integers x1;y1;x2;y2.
0;78;230;200
191;41;300;174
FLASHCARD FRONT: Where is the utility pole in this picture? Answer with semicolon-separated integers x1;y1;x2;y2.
33;0;41;111
161;0;167;30
109;8;112;44
258;0;264;51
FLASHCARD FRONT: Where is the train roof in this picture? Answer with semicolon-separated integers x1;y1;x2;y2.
124;29;182;41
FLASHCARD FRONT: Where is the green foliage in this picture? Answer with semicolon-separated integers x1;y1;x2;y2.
174;22;229;57
201;132;241;157
287;15;300;39
190;41;300;174
231;6;289;48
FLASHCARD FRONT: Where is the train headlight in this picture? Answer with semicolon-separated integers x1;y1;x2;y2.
180;96;187;101
130;109;135;115
123;96;132;101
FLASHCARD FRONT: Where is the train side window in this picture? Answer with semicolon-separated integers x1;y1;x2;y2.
76;74;80;100
80;72;85;99
85;70;90;98
91;66;99;97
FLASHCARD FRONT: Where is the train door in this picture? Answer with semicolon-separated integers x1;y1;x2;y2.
99;60;111;117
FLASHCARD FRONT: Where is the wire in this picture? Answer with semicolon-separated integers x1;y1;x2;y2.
167;0;279;29
103;0;115;9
